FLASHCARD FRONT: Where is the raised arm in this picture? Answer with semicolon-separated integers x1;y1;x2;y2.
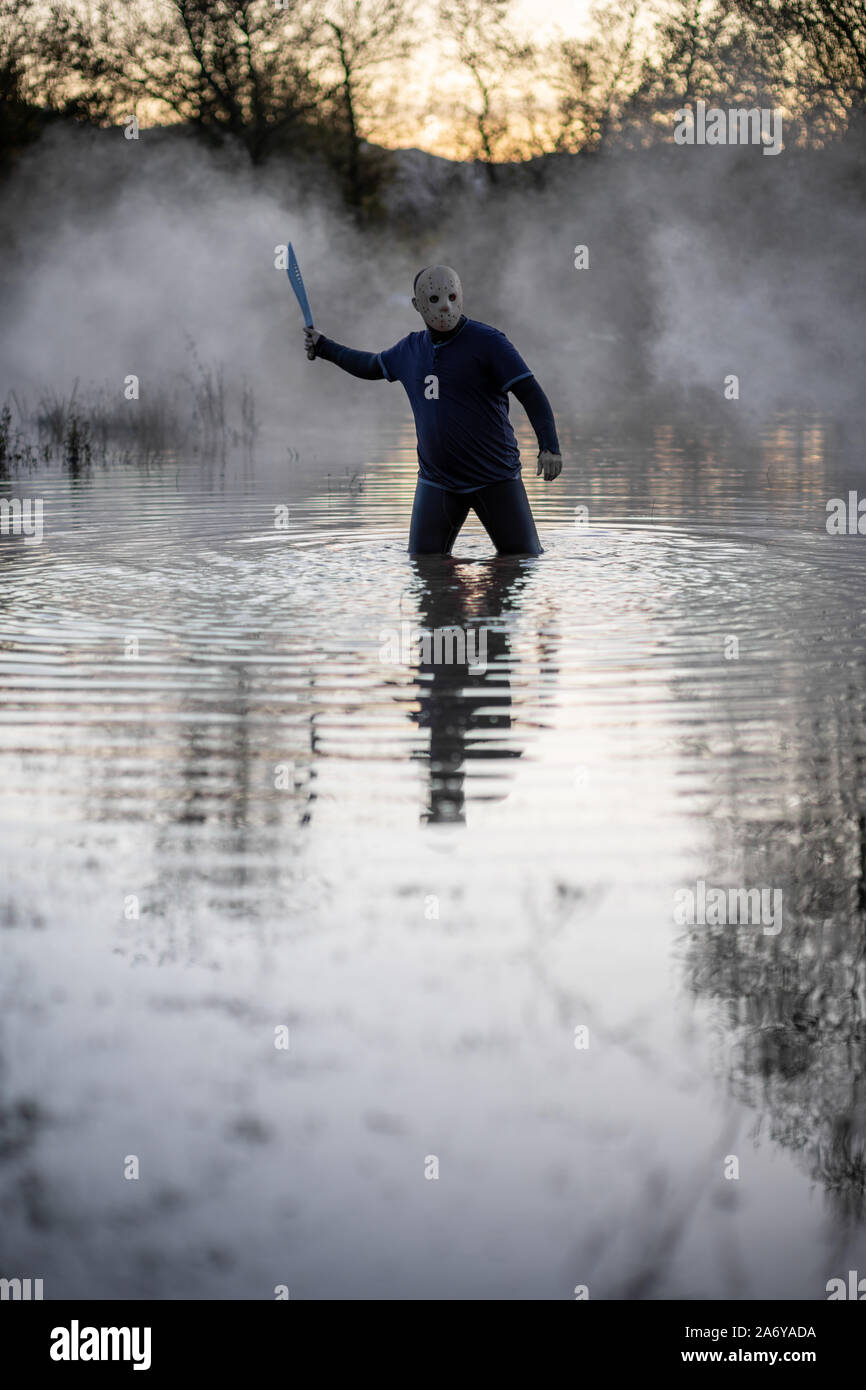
509;375;562;480
304;328;385;381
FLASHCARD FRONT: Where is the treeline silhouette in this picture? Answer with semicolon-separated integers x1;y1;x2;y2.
1;0;864;213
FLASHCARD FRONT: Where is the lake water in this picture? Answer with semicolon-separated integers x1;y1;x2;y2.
1;411;865;1299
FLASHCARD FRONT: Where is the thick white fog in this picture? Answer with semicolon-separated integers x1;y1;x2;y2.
1;120;864;455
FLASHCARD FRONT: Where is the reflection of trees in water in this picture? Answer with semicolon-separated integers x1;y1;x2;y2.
681;670;866;1221
566;408;853;526
407;556;550;825
154;653;317;889
87;647;318;965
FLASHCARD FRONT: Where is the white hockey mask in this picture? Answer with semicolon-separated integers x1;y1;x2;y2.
412;266;463;333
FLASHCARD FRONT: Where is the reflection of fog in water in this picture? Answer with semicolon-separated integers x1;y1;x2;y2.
1;407;866;1296
678;655;866;1222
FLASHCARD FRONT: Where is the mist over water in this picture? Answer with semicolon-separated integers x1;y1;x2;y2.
2;122;865;449
1;118;866;1300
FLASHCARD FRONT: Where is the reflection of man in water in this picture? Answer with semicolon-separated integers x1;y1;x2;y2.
409;557;529;824
304;266;562;556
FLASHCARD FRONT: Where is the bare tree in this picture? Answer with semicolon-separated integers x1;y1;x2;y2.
314;0;412;211
437;0;541;170
0;0;65;160
552;0;864;147
722;0;866;125
44;0;326;163
617;0;786;141
1;0;33;107
551;1;646;152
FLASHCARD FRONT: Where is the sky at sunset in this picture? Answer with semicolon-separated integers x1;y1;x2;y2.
374;0;597;154
56;0;600;156
511;0;593;41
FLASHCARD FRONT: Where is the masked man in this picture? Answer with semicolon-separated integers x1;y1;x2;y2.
304;266;562;556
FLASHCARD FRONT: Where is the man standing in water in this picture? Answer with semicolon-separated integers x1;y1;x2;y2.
304;266;562;556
